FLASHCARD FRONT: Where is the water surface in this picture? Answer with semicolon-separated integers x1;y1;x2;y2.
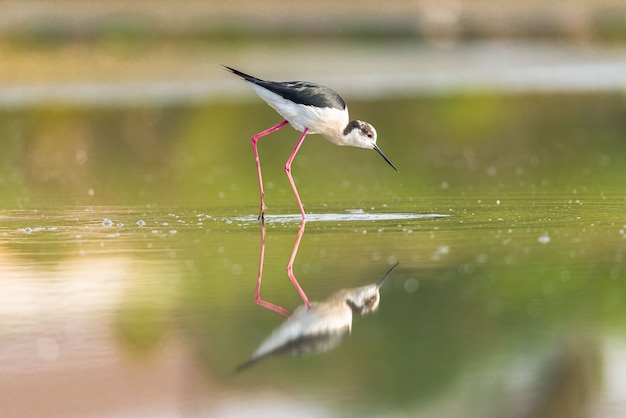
1;91;625;417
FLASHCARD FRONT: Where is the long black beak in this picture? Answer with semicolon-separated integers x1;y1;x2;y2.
377;262;400;289
373;145;398;172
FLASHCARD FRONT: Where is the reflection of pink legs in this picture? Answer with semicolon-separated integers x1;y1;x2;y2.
286;220;312;308
252;124;311;315
254;223;291;317
251;120;289;222
284;129;309;221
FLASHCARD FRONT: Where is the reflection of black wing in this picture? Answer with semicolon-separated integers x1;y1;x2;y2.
234;327;349;373
223;66;346;110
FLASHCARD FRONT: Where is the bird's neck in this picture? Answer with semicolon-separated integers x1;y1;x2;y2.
321;127;350;146
314;108;351;146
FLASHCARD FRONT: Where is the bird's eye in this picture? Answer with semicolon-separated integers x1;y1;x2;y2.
367;133;373;139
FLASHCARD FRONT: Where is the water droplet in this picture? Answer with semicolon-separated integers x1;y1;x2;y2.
102;219;113;227
538;235;551;244
404;278;419;293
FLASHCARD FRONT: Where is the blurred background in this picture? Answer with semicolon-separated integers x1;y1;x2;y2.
1;0;626;205
1;1;626;417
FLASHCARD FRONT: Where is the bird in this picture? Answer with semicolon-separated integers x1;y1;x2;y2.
235;262;399;372
223;65;398;222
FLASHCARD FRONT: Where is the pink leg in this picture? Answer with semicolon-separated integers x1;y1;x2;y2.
286;220;311;308
284;128;309;221
252;120;289;222
254;222;291;317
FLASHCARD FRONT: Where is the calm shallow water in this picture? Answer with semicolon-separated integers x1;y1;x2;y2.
2;194;625;417
1;92;626;417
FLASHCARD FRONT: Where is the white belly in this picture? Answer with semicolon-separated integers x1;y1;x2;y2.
251;83;348;143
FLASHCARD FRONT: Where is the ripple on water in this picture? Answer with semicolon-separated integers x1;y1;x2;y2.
225;212;450;224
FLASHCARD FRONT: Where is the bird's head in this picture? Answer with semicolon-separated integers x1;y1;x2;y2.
345;284;382;315
343;120;398;171
344;262;399;315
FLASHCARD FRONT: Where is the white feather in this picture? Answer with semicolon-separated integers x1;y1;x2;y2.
249;83;350;145
250;302;352;360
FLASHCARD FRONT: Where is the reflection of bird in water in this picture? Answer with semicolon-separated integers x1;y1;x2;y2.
236;263;399;372
222;66;398;222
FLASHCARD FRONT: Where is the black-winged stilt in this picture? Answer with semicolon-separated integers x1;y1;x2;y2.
223;66;398;222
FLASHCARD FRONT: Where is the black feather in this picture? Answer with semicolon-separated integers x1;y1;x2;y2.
223;65;346;110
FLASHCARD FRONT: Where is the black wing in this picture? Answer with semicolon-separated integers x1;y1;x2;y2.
223;65;346;110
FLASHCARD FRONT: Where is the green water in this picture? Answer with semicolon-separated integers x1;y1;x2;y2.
1;93;625;417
